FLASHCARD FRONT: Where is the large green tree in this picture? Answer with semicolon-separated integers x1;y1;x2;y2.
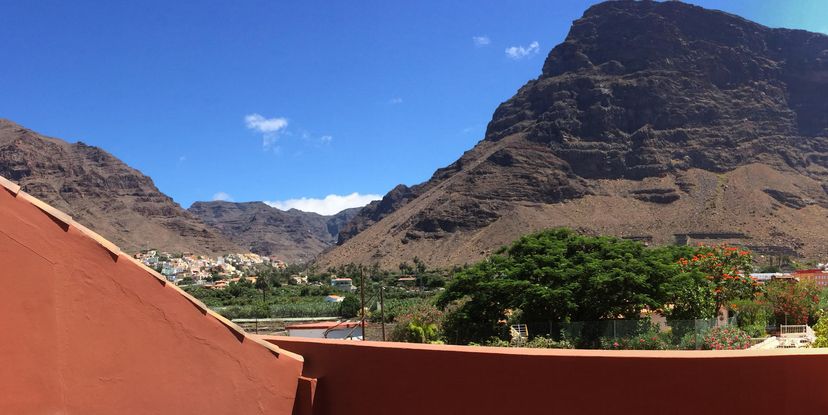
437;229;693;344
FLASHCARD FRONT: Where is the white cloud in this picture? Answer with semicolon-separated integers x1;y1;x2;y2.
245;113;288;133
212;192;233;202
472;35;491;47
265;192;381;215
505;41;540;59
389;97;403;104
179;155;187;162
320;135;333;143
244;113;288;150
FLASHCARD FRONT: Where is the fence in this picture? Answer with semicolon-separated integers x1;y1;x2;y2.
526;316;738;350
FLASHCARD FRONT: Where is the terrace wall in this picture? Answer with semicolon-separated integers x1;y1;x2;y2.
0;180;304;414
265;336;828;415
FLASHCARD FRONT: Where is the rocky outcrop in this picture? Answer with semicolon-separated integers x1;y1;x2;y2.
322;1;828;269
0;119;240;255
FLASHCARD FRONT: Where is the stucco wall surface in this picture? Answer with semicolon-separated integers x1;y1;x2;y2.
266;336;828;415
0;183;303;415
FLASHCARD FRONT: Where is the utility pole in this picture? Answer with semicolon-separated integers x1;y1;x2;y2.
360;269;366;341
380;285;386;341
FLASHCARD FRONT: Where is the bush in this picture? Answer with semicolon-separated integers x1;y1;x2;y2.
368;297;428;323
731;299;771;337
701;326;751;350
389;303;443;343
525;335;574;349
812;313;828;348
481;337;511;347
600;332;673;350
340;295;361;318
764;279;820;325
679;332;702;350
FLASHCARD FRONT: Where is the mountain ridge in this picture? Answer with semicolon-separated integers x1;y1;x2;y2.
189;200;360;263
320;0;828;269
0;118;242;255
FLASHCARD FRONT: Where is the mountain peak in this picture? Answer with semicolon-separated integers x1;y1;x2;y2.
0;122;240;255
321;1;828;269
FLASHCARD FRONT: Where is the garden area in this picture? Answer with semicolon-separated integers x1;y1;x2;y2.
380;229;828;349
184;228;828;349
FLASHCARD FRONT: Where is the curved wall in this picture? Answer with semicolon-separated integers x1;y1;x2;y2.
266;336;828;415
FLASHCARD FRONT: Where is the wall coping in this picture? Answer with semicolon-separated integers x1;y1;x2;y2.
261;335;828;359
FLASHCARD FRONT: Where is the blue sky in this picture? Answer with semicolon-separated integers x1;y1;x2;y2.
2;0;828;214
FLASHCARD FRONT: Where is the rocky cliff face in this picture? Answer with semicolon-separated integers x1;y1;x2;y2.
189;201;360;263
322;0;828;269
0;119;241;255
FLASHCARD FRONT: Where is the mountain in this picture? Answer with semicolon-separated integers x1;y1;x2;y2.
0;119;241;255
189;201;360;263
322;0;828;269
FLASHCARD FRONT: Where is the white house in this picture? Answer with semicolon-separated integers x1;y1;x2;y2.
331;278;356;292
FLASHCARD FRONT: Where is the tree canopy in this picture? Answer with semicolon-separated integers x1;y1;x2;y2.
437;229;697;344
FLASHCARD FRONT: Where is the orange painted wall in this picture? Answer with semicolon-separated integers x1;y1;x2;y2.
0;186;303;414
266;336;828;415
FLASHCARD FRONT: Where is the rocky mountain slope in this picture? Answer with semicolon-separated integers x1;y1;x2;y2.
323;0;828;269
0;119;241;255
189;201;360;263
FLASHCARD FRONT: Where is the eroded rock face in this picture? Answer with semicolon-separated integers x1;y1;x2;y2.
323;1;828;268
337;184;420;243
0;119;240;255
487;1;828;182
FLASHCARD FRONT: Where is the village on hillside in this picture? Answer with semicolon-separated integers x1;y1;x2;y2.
134;249;287;285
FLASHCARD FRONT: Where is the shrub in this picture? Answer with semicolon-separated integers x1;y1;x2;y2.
393;321;439;343
812;313;828;348
389;302;444;343
481;337;511;347
764;279;820;325
701;326;751;350
600;332;673;350
340;295;361;318
525;335;574;349
731;299;771;337
679;332;702;350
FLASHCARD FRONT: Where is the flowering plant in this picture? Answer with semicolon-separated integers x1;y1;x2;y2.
677;245;757;316
763;279;819;325
701;326;751;350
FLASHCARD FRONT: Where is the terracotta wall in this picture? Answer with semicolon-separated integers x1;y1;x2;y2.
0;184;303;414
265;336;828;415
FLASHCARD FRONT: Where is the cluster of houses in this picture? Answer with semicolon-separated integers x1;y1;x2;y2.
752;265;828;287
134;250;286;284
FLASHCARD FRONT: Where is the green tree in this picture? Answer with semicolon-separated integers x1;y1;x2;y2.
254;276;270;302
437;229;686;344
413;256;427;274
340;295;361;318
676;245;757;317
